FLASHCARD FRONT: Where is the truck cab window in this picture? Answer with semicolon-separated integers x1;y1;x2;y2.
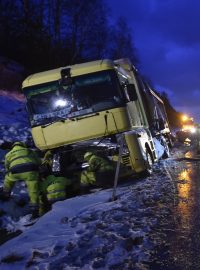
24;70;126;126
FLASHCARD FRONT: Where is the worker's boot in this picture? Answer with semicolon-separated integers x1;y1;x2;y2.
80;183;91;195
29;205;39;220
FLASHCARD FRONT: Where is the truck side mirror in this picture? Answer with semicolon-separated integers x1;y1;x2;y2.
126;84;138;101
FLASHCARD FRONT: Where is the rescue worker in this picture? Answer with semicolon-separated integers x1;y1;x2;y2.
41;146;78;177
2;142;41;218
38;148;80;215
81;152;115;188
41;150;53;173
39;173;71;216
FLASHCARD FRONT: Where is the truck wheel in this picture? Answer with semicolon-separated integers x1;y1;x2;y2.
167;134;174;148
144;148;153;176
162;138;170;159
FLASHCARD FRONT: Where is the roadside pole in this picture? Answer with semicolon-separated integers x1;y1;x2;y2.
112;135;124;201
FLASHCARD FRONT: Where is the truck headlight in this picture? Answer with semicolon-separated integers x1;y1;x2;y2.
190;127;196;133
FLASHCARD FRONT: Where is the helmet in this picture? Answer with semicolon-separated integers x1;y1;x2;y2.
12;142;27;148
84;152;93;161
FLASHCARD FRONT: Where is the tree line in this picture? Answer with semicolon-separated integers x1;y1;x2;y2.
0;0;137;72
0;0;181;127
160;92;182;128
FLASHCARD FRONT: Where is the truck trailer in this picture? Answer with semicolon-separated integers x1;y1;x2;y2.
22;58;171;179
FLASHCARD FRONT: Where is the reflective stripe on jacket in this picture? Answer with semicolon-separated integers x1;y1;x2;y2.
41;175;71;202
5;145;41;173
9;163;38;174
81;171;96;184
88;155;114;173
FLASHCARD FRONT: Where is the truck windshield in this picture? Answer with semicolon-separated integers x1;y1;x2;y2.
24;70;125;126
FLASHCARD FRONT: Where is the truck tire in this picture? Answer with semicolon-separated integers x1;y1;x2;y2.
162;137;170;159
142;148;154;176
167;134;174;148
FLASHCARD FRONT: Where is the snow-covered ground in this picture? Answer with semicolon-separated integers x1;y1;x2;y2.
0;92;177;269
0;163;175;270
0;90;30;143
0;90;30;172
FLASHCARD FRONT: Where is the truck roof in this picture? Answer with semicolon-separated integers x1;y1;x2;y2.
149;88;164;104
22;59;114;89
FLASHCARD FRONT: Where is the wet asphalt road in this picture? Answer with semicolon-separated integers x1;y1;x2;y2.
150;145;200;270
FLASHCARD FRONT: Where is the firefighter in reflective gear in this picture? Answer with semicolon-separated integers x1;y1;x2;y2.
39;174;71;215
81;152;115;187
3;142;41;217
41;150;53;174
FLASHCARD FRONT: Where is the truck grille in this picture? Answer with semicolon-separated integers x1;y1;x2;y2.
122;154;131;165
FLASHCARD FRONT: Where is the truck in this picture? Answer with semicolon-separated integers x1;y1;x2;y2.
22;58;171;180
114;59;172;156
177;115;196;143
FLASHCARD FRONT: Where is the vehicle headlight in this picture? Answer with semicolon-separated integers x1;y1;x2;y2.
54;99;67;107
190;127;196;133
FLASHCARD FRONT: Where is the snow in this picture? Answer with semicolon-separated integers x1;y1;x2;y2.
0;164;175;269
153;137;165;159
0;92;175;269
0;90;28;128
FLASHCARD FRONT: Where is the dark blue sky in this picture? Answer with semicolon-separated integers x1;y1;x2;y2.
108;0;200;122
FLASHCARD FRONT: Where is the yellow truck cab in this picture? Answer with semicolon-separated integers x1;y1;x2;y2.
22;58;171;176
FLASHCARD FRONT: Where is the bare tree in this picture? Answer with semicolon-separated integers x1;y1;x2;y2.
60;0;109;64
109;17;138;65
0;0;138;72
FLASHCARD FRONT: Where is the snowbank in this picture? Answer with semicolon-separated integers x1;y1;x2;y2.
0;165;175;270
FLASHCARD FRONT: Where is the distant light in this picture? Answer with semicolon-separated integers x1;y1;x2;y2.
191;127;196;133
55;99;67;107
182;115;188;121
182;125;196;133
185;138;191;142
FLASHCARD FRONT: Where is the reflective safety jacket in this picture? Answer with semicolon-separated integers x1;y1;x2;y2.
42;150;53;168
81;170;96;185
81;154;115;185
41;175;71;203
5;144;41;174
87;154;115;173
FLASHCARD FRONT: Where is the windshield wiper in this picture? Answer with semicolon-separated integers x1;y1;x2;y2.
41;115;67;128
